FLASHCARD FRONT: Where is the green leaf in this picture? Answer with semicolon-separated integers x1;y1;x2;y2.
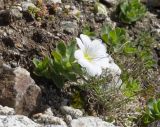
57;42;66;56
67;40;76;62
82;25;95;37
51;51;62;63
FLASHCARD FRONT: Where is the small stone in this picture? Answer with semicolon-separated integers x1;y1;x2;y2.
21;2;36;11
33;113;67;126
46;0;62;4
0;0;4;10
95;2;108;16
10;8;22;20
0;105;15;115
60;21;78;35
44;107;54;116
65;115;72;124
70;116;117;127
60;106;83;118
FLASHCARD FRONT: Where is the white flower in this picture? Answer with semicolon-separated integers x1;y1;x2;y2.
74;34;109;76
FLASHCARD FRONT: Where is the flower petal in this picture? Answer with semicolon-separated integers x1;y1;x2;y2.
80;34;92;47
76;38;85;51
78;59;102;76
74;50;84;60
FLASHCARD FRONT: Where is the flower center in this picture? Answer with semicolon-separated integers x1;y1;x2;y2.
84;53;92;62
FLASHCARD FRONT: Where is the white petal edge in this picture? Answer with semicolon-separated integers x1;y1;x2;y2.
80;34;92;47
76;38;85;51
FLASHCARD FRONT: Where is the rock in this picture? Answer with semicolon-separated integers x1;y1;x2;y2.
0;0;4;10
0;8;22;25
70;116;117;127
33;107;67;126
21;2;36;11
65;115;72;124
33;113;67;126
0;66;41;116
45;125;66;127
0;115;41;127
10;8;23;20
60;106;83;119
95;2;108;16
60;21;78;35
82;0;96;2
0;105;15;115
46;0;62;4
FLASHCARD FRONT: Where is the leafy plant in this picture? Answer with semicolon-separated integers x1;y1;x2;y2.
82;25;95;37
28;4;48;21
33;41;82;88
142;98;160;124
119;0;146;24
121;74;141;97
101;25;127;52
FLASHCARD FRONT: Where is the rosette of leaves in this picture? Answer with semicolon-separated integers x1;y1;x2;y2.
33;41;82;88
101;25;127;53
143;98;160;124
119;0;146;24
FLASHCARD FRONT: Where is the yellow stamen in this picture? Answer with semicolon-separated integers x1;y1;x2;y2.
84;53;92;61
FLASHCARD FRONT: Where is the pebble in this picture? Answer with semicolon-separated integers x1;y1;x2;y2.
60;106;83;119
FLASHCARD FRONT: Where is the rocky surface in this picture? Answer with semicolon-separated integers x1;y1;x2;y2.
0;64;41;116
70;117;116;127
0;115;41;127
60;106;83;119
0;105;15;115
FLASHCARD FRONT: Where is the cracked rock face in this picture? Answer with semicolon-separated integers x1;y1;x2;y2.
0;65;41;116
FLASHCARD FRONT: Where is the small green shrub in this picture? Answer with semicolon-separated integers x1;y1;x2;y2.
101;25;127;52
121;74;141;97
143;98;160;124
33;41;82;88
119;0;146;24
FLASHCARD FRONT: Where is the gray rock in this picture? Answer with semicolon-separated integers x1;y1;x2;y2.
45;125;67;127
46;0;62;4
60;106;83;119
21;2;36;11
60;21;78;35
82;0;96;2
0;105;15;115
70;116;116;127
33;114;67;126
10;8;23;20
0;66;41;116
0;0;4;10
0;115;41;127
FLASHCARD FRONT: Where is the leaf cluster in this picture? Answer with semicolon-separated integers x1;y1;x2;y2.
119;0;146;24
101;25;127;52
33;41;82;88
143;98;160;124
